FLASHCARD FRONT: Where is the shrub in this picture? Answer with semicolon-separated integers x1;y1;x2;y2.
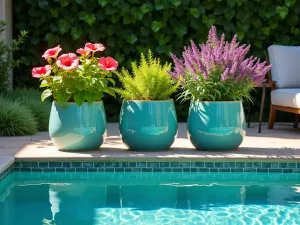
0;96;37;136
6;88;51;131
115;50;179;100
170;26;271;102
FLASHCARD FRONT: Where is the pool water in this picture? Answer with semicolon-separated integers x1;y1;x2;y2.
0;172;299;225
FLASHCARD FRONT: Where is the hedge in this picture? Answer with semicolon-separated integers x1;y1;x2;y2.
13;0;300;122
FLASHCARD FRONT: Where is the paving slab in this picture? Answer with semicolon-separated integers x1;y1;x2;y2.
0;157;14;173
0;123;298;161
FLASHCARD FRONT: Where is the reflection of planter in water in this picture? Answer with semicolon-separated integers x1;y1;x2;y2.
121;185;177;209
187;101;246;151
49;101;107;151
187;185;244;209
119;100;178;151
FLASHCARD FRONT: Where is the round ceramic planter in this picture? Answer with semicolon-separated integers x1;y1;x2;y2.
49;101;107;151
187;101;246;151
119;100;178;151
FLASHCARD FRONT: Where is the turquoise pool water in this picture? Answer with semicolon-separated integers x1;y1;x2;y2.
0;172;299;225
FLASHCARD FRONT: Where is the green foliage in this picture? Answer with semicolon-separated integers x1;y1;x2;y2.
12;0;300;121
35;46;116;106
0;96;37;136
180;69;254;102
14;0;300;88
6;88;51;131
0;21;27;93
115;50;179;100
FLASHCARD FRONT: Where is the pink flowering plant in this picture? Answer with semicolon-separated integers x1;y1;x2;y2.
32;43;118;105
170;26;271;102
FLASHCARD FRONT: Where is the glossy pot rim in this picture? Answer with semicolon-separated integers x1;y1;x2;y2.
53;100;103;104
123;99;174;102
191;100;242;103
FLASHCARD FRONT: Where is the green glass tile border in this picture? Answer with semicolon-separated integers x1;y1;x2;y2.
12;161;300;173
0;165;13;182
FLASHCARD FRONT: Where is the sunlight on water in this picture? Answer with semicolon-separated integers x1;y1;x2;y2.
0;172;299;225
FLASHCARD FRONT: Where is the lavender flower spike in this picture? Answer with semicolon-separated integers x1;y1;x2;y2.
169;25;272;99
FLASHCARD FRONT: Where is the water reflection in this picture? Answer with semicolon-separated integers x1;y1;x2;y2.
0;173;299;225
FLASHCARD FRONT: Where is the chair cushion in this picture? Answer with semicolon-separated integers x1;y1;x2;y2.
268;45;300;88
271;89;300;108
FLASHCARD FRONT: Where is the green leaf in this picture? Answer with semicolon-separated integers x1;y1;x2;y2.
39;80;49;88
98;0;109;7
151;21;163;33
55;92;71;105
171;0;181;7
155;3;164;11
74;91;86;106
189;8;200;18
60;0;70;7
227;0;235;8
115;53;124;64
236;31;244;41
175;26;187;37
285;0;296;7
276;6;289;19
85;14;96;25
123;14;135;24
262;27;270;36
107;78;116;86
49;9;59;17
291;27;300;35
71;27;82;40
126;34;138;44
85;92;94;104
94;92;104;101
45;33;59;45
41;89;52;102
58;20;70;34
140;3;153;14
103;88;116;98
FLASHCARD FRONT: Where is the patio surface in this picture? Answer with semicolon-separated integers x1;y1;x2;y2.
0;123;299;165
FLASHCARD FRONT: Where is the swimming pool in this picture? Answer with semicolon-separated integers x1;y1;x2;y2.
0;172;299;225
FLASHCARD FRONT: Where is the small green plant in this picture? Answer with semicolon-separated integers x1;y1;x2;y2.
115;50;179;100
0;96;37;136
0;21;27;93
6;88;51;131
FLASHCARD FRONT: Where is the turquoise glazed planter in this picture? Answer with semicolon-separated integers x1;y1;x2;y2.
119;100;178;151
49;101;107;151
187;101;246;151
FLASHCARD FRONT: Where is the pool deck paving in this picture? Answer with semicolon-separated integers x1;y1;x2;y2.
0;123;299;171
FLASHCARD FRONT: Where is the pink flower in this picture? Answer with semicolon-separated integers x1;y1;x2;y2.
42;45;62;59
32;65;52;78
98;57;118;71
76;48;91;56
56;53;79;70
84;43;105;52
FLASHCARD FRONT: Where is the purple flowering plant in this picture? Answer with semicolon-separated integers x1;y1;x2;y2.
170;26;271;101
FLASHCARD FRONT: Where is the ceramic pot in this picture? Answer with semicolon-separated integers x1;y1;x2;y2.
187;101;246;151
119;100;177;151
49;101;107;151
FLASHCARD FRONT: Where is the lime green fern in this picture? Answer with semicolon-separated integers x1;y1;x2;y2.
115;50;179;100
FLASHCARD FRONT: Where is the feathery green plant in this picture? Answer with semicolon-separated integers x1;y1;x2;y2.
115;50;179;100
0;96;37;136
